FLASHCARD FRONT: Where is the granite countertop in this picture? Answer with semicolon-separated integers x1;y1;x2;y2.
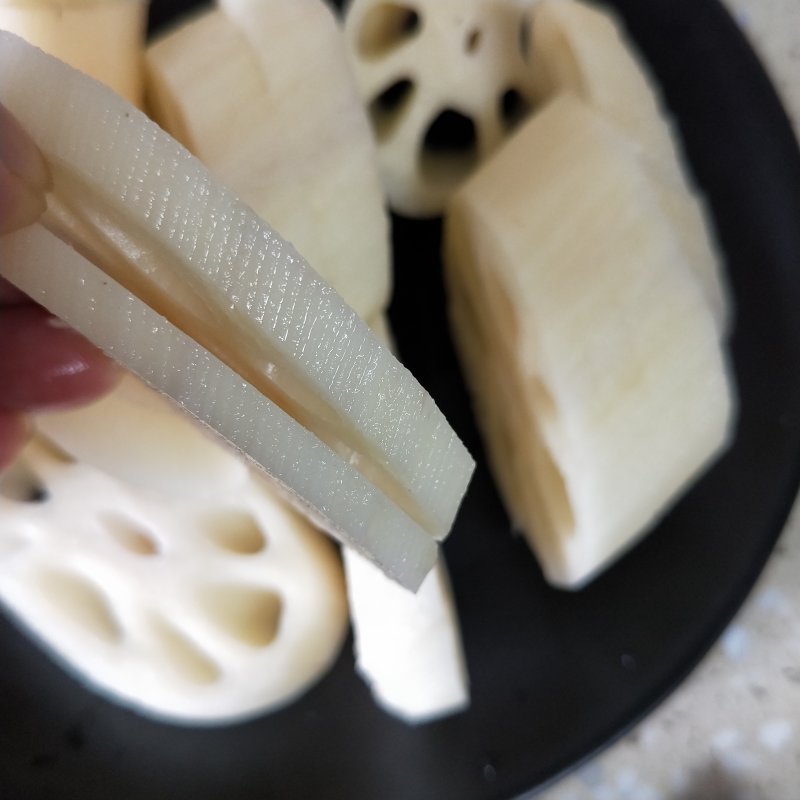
538;2;800;798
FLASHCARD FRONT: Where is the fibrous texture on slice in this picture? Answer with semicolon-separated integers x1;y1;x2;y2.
0;31;474;591
0;0;148;105
146;0;390;321
2;225;436;590
646;166;729;334
529;0;679;173
0;397;348;724
528;0;730;332
343;0;539;217
444;95;735;588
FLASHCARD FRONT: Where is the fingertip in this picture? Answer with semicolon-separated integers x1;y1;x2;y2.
0;305;120;412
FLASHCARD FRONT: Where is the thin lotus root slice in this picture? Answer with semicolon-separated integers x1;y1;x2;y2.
343;0;539;217
0;376;348;726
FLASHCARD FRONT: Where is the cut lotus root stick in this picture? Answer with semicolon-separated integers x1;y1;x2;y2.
145;0;391;322
342;316;469;724
0;31;474;591
528;0;681;176
0;407;349;724
527;0;731;333
343;548;469;723
444;94;735;588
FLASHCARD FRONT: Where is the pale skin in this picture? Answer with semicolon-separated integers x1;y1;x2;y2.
0;101;118;471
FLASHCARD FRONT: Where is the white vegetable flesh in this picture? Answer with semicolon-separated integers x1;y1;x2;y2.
145;0;391;322
343;0;539;217
529;0;680;175
341;316;469;723
528;0;730;333
0;402;348;724
0;31;475;590
344;548;469;723
35;373;250;500
444;95;735;587
2;224;438;590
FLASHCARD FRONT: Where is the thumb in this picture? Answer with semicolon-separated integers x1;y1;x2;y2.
0;101;51;235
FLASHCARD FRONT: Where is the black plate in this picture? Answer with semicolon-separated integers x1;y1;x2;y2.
3;1;800;798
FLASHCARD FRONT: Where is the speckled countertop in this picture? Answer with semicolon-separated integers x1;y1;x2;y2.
537;2;800;798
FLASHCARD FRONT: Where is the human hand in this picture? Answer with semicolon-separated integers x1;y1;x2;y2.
0;102;118;472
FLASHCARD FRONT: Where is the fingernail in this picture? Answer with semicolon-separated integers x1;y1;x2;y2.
0;102;51;192
0;160;48;234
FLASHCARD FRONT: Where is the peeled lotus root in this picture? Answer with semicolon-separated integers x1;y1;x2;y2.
344;0;539;217
0;376;348;725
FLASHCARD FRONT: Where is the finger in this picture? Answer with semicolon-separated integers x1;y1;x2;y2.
0;305;120;412
0;411;29;474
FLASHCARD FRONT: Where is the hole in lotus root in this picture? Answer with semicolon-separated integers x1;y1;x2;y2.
420;109;479;188
34;568;122;644
150;617;221;685
369;78;415;141
465;28;481;53
0;462;49;503
357;3;420;58
499;87;530;129
424;108;477;153
205;511;266;555
101;513;160;556
198;585;283;648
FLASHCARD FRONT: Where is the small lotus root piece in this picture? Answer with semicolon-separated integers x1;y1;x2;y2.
344;0;539;216
0;378;348;725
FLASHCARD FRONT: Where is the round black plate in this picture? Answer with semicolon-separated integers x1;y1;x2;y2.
3;1;800;799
